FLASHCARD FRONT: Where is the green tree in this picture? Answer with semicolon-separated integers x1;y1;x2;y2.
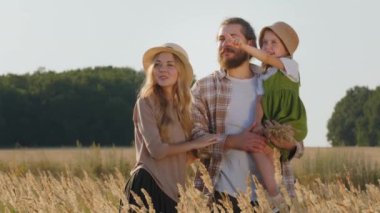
0;66;144;147
363;86;380;146
327;86;372;146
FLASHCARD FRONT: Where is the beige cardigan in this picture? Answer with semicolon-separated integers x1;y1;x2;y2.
131;97;187;201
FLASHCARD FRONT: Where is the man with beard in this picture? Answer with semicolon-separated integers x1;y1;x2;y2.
191;17;303;212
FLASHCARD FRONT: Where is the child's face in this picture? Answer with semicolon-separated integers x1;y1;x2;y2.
261;30;289;58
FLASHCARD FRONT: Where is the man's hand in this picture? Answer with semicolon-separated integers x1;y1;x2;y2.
225;123;269;153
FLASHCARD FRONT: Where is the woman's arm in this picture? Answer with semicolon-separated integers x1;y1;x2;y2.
136;98;217;160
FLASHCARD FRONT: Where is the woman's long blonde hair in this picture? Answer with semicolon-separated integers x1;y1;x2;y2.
138;52;193;142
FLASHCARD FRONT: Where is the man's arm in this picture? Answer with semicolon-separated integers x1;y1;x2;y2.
191;78;271;156
191;80;225;158
287;142;304;160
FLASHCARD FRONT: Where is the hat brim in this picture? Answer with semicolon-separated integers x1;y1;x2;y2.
142;47;193;86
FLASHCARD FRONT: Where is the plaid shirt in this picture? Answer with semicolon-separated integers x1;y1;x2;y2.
191;64;304;198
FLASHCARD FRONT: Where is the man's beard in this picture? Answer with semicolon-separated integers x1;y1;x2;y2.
218;47;249;70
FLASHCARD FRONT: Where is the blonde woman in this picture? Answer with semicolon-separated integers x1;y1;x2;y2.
121;43;217;213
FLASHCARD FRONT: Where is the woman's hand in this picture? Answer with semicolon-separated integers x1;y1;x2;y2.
192;134;218;149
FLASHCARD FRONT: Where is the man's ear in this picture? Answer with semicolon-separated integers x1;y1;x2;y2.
248;39;257;48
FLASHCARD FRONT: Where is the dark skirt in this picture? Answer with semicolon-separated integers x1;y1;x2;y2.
120;168;177;213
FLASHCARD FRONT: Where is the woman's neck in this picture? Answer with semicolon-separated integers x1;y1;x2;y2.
162;88;173;101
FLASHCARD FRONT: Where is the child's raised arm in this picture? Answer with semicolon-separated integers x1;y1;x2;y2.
226;34;285;70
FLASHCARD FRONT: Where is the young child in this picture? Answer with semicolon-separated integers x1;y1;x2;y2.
227;21;307;211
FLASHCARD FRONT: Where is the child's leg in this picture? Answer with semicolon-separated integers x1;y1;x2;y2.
251;152;287;211
251;152;278;196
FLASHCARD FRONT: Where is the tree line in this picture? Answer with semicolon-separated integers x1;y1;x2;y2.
0;66;144;147
327;86;380;146
1;67;378;147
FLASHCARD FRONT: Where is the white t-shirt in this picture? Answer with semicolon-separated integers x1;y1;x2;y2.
257;57;299;95
215;74;258;200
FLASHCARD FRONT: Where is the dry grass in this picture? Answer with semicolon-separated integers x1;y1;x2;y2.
0;146;380;212
0;145;136;179
0;146;136;165
294;147;380;164
1;162;379;212
0;169;126;212
292;147;380;188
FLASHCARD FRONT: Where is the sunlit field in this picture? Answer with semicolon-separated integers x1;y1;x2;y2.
0;146;379;212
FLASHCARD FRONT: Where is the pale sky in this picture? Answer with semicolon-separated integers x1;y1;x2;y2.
1;0;379;147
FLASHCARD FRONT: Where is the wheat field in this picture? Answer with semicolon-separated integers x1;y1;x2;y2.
0;146;379;212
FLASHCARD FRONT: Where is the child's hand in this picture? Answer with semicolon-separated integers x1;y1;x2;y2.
264;120;297;150
226;33;242;48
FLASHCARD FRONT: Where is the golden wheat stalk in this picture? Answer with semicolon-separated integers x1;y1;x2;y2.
264;123;297;147
197;162;213;192
141;189;155;213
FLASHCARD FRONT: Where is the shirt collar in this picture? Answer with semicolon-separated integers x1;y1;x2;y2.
215;63;261;80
